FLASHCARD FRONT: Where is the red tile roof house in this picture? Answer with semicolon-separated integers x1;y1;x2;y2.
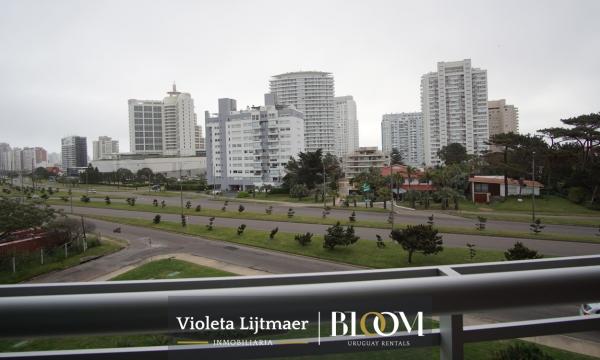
469;175;544;203
380;165;436;194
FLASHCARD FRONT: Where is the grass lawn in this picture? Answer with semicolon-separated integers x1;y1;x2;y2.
90;215;506;269
111;258;234;280
0;238;124;284
49;199;600;244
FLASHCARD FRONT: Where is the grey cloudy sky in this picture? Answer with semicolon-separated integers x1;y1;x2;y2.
1;0;599;154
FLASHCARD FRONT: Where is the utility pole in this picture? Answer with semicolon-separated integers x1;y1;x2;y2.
322;156;327;209
179;165;184;219
531;151;536;222
69;180;73;214
389;155;394;229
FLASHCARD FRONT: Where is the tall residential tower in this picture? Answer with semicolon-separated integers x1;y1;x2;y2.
381;112;424;167
269;71;335;155
421;59;489;165
128;84;199;157
334;96;359;157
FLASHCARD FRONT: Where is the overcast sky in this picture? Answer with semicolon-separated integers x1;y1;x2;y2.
1;0;599;154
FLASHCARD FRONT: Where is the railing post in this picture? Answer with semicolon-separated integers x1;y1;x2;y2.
440;314;464;360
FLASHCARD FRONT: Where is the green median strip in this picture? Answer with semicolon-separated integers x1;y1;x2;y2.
49;200;600;244
87;214;506;269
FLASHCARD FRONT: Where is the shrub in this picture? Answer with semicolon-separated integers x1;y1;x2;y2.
287;208;295;218
126;197;136;206
466;243;476;261
153;214;161;224
237;224;246;235
181;214;186;227
185;201;192;209
492;342;554;360
238;204;245;213
236;191;250;198
195;204;202;212
161;200;166;208
265;206;273;215
206;217;215;231
60;196;68;202
376;234;386;249
323;222;360;250
349;211;356;222
530;218;545;234
476;216;487;230
269;227;279;240
80;195;90;203
505;242;543;260
105;196;111;205
152;199;158;207
295;232;313;246
221;206;227;211
426;214;434;226
568;186;588;204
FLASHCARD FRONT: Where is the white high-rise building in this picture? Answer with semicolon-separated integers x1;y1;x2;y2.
128;84;199;156
195;125;205;152
381;112;424;167
205;95;305;190
93;136;119;160
421;59;489;165
334;96;359;157
488;99;519;136
269;71;335;155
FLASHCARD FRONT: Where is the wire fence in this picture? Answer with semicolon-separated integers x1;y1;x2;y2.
0;233;102;274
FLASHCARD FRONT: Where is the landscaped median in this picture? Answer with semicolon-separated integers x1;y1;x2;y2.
48;199;600;244
88;214;506;269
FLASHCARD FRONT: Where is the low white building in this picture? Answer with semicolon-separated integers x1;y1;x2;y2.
469;175;544;203
205;94;305;190
91;154;206;178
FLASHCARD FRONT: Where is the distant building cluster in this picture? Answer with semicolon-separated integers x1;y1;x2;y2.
2;59;520;184
0;143;50;172
381;59;519;167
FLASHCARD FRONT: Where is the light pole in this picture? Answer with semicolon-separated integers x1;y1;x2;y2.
322;156;327;209
531;151;536;222
179;165;184;219
389;155;394;229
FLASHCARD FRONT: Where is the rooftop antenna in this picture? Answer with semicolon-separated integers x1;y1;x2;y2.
167;81;180;96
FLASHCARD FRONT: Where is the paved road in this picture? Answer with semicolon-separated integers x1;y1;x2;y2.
28;218;357;283
80;193;600;237
57;205;600;257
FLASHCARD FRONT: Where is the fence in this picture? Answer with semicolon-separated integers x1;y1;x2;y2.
0;254;599;359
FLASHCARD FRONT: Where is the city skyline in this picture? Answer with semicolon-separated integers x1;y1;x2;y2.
1;0;599;154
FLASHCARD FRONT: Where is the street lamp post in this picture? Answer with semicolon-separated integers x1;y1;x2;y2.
323;157;326;210
389;155;394;229
179;165;184;219
531;151;536;222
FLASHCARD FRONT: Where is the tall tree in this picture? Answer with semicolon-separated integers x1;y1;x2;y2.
283;149;323;190
390;148;404;165
437;143;469;165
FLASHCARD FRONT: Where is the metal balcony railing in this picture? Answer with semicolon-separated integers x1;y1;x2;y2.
0;255;599;359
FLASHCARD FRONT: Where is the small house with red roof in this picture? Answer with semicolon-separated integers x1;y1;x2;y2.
469;175;544;203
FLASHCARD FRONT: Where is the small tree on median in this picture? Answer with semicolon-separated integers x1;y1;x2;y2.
295;232;313;246
161;200;166;208
466;243;476;261
376;234;386;249
287;208;295;218
181;214;186;227
269;227;279;240
80;195;90;203
238;204;245;213
185;201;192;209
323;222;360;250
206;217;215;231
349;211;356;222
195;204;202;212
237;224;246;235
530;218;545;234
504;242;543;260
265;206;273;215
105;196;111;205
390;224;443;264
153;214;161;224
476;216;487;231
153;199;158;207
